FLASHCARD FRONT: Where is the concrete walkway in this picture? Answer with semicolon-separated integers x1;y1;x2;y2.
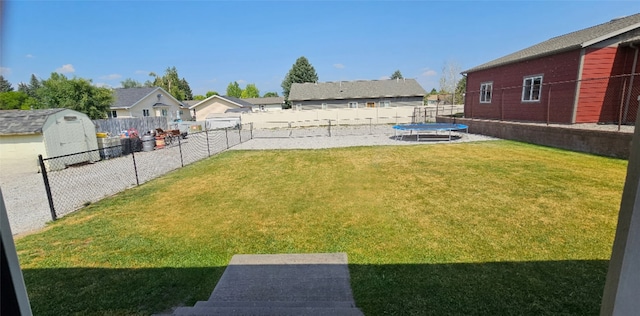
173;253;363;316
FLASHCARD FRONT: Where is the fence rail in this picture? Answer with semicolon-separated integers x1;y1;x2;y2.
39;124;252;220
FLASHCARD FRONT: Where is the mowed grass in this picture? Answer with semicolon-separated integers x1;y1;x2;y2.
15;140;627;315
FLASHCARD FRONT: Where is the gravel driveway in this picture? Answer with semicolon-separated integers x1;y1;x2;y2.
2;126;496;236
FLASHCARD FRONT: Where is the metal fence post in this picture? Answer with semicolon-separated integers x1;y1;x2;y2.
250;122;253;140
239;125;242;143
225;128;230;149
205;129;211;157
38;155;57;221
178;136;184;167
328;119;332;137
130;138;140;186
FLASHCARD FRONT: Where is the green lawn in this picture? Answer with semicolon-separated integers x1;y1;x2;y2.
15;140;627;315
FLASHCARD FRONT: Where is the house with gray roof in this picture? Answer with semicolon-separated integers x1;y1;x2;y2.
110;87;192;121
463;13;640;124
0;108;99;174
288;79;426;110
242;97;285;111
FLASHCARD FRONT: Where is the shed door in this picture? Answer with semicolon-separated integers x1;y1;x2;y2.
55;116;91;165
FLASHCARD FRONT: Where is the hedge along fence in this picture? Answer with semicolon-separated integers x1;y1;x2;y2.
93;117;169;137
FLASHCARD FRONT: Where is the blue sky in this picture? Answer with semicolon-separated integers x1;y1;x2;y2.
1;1;638;97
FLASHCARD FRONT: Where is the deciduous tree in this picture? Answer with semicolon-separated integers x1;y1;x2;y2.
37;72;113;119
205;91;219;98
241;83;260;98
263;91;279;97
145;67;193;101
439;60;462;105
226;81;242;98
281;56;318;101
120;78;143;88
0;91;37;110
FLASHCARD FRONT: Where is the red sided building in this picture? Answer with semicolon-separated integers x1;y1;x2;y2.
463;13;640;124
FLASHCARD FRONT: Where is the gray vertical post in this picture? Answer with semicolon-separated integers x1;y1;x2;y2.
38;154;57;221
601;114;640;316
225;128;230;149
250;122;253;140
239;125;242;143
328;120;332;137
205;129;211;157
178;136;184;167
130;139;140;186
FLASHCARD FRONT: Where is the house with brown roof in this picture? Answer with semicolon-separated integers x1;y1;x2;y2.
288;79;426;110
463;13;640;124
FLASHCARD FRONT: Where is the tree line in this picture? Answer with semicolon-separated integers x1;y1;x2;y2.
0;74;113;119
0;59;467;118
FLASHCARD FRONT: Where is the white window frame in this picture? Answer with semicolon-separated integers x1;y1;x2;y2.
480;82;493;103
348;102;358;108
380;101;391;108
161;109;168;116
321;103;328;110
109;110;117;118
142;109;150;117
522;75;543;102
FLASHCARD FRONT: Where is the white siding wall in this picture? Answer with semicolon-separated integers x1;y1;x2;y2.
241;106;418;129
43;110;100;171
0;134;46;175
192;98;239;120
116;91;192;121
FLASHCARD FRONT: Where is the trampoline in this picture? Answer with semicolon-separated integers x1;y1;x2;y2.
393;123;468;141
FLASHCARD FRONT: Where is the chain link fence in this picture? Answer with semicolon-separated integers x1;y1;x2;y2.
465;74;639;128
39;125;252;220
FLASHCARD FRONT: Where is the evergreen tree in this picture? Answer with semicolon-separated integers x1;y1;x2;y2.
281;56;318;101
390;70;403;80
226;81;242;98
454;77;466;105
179;78;193;100
0;75;14;92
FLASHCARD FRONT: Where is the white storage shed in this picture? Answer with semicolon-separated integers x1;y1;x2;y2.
0;108;99;175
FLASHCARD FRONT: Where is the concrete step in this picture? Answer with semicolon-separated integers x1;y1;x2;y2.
193;300;356;308
172;306;364;316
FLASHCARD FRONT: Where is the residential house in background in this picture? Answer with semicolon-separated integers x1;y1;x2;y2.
189;95;253;121
243;97;285;111
463;13;640;124
288;79;427;110
110;87;192;121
